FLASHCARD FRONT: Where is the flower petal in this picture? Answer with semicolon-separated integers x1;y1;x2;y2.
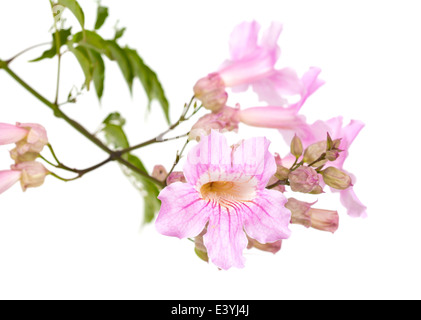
232;136;276;189
155;182;211;238
184;130;232;187
339;187;367;218
203;205;248;270
242;189;291;243
252;68;302;105
0;170;21;195
229;21;260;61
0;123;28;145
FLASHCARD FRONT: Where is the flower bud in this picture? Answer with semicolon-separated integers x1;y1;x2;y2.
275;166;290;181
11;161;49;191
188;106;239;141
302;141;328;167
308;208;339;233
193;73;227;112
288;166;320;193
151;165;167;182
285;198;313;228
321;167;352;190
285;198;339;233
166;171;187;185
194;228;209;262
290;135;303;158
325;150;340;161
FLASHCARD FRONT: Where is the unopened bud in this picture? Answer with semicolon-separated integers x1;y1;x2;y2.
303;141;328;167
309;185;324;194
308;208;339;233
325;150;340;161
151;165;167;182
290;135;303;158
193;73;227;112
288;166;320;193
321;167;352;190
275;166;290;181
286;198;339;233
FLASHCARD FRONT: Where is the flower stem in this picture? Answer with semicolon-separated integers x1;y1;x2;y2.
0;64;165;188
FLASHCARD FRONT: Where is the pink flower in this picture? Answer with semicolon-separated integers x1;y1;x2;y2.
0;122;48;157
0;161;49;195
155;130;291;270
194;21;319;111
189;106;240;141
280;116;366;218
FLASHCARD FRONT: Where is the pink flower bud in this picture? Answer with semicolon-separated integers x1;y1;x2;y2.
193;73;228;112
308;208;339;233
151;165;167;182
166;171;186;185
11;161;49;191
288;166;320;193
188;106;239;141
321;167;352;190
285;198;339;233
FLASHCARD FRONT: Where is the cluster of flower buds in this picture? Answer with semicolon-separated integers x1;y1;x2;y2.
0;122;49;195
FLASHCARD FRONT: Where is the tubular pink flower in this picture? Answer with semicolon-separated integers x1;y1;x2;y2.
155;130;291;270
194;21;321;110
0;170;22;195
0;123;29;145
0;122;48;157
11;161;49;192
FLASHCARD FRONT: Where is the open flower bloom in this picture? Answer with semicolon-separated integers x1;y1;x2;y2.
0;122;48;158
0;161;49;195
194;21;318;111
155;130;291;270
280;116;367;218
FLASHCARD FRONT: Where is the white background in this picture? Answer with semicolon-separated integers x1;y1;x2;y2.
0;0;420;299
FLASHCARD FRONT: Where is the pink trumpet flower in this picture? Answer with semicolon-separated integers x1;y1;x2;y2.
155;131;291;270
0;161;49;195
0;122;48;156
194;21;316;112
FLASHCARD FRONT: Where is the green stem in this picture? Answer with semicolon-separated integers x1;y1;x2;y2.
0;65;165;188
266;179;289;189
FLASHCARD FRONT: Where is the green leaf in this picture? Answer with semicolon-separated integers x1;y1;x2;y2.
94;5;109;30
69;45;92;90
30;28;71;62
73;30;111;58
106;41;134;92
87;49;105;100
125;48;170;124
100;113;161;224
114;27;126;41
57;0;85;29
